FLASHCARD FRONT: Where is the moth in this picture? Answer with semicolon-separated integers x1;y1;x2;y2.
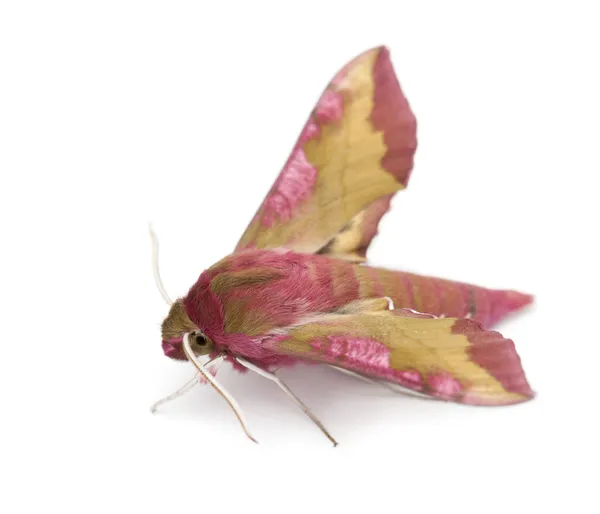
151;46;534;445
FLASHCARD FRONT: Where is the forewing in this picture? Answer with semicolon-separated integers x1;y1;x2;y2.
263;307;534;406
235;46;417;261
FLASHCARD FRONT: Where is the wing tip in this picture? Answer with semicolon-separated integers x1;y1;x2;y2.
461;389;536;406
370;45;418;188
451;318;534;401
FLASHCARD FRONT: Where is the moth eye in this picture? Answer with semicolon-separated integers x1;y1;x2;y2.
194;334;208;346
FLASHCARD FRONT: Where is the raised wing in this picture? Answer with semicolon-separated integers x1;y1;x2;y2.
235;46;417;262
263;299;534;406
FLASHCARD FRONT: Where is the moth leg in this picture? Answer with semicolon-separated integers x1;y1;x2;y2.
150;355;225;413
336;297;393;314
234;357;338;447
151;374;198;413
182;336;259;444
376;381;440;400
329;364;380;384
196;354;225;384
328;365;438;401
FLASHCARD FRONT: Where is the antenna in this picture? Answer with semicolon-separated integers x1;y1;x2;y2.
148;223;173;305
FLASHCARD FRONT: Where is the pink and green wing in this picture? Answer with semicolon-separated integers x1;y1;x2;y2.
263;306;534;406
234;46;417;262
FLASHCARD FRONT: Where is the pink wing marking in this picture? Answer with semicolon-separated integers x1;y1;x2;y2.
261;148;318;227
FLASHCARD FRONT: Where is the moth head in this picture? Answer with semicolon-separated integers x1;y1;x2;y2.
161;300;214;360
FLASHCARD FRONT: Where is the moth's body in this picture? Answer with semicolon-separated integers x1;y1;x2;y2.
162;249;527;363
161;249;532;405
155;46;535;442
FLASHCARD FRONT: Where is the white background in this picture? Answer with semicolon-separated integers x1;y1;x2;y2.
1;1;599;513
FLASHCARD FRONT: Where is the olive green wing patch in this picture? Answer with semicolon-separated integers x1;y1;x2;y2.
264;306;534;406
235;47;417;261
